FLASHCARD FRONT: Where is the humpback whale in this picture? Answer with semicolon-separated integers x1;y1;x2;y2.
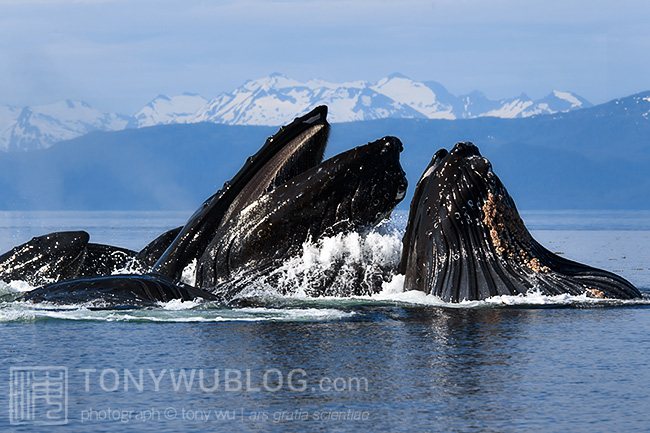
399;142;641;301
152;106;331;282
197;135;407;301
0;224;186;289
20;274;217;307
15;106;407;306
0;231;139;286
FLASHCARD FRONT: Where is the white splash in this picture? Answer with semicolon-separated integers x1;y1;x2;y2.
112;258;148;275
258;226;403;298
181;259;197;286
368;288;650;308
1;280;36;294
159;298;203;310
380;274;405;295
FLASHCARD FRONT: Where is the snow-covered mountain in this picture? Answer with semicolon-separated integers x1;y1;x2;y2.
133;93;208;128
1;74;596;151
0;105;21;150
180;73;593;125
186;74;425;125
0;100;130;151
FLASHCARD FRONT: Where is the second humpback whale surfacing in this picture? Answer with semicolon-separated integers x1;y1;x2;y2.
399;142;641;302
152;105;331;282
197;135;407;301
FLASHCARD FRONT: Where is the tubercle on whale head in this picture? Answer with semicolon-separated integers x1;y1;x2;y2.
439;143;560;272
401;141;528;272
440;144;536;261
425;142;503;213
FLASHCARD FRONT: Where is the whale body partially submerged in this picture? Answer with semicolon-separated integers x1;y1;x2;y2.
399;142;641;301
198;135;407;301
0;231;141;286
19;274;218;307
14;106;408;306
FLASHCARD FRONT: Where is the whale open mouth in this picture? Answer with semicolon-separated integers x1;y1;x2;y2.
195;135;408;297
400;142;641;302
152;106;331;281
7;111;639;307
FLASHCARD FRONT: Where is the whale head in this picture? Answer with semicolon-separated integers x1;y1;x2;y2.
153;106;331;280
0;231;90;286
195;136;408;298
399;142;640;302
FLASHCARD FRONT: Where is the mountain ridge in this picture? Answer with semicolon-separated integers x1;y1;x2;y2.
1;74;594;151
0;90;648;211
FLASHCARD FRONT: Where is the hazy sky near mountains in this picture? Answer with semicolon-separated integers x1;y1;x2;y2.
1;0;648;113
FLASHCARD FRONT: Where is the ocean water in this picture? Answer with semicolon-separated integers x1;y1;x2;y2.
1;210;649;432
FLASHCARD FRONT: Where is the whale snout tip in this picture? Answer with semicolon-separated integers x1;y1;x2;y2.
446;141;493;176
380;136;403;154
449;141;482;161
452;141;479;153
302;105;328;124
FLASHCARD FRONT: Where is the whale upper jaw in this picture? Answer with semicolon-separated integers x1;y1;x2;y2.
400;142;641;302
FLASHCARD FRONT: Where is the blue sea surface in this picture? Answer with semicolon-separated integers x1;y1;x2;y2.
1;211;649;432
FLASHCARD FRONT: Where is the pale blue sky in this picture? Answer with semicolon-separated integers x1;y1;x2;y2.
1;0;648;113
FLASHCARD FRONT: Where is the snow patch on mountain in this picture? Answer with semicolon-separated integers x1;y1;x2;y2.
371;74;454;119
134;93;208;128
0;105;20;151
1;100;130;152
480;94;536;118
